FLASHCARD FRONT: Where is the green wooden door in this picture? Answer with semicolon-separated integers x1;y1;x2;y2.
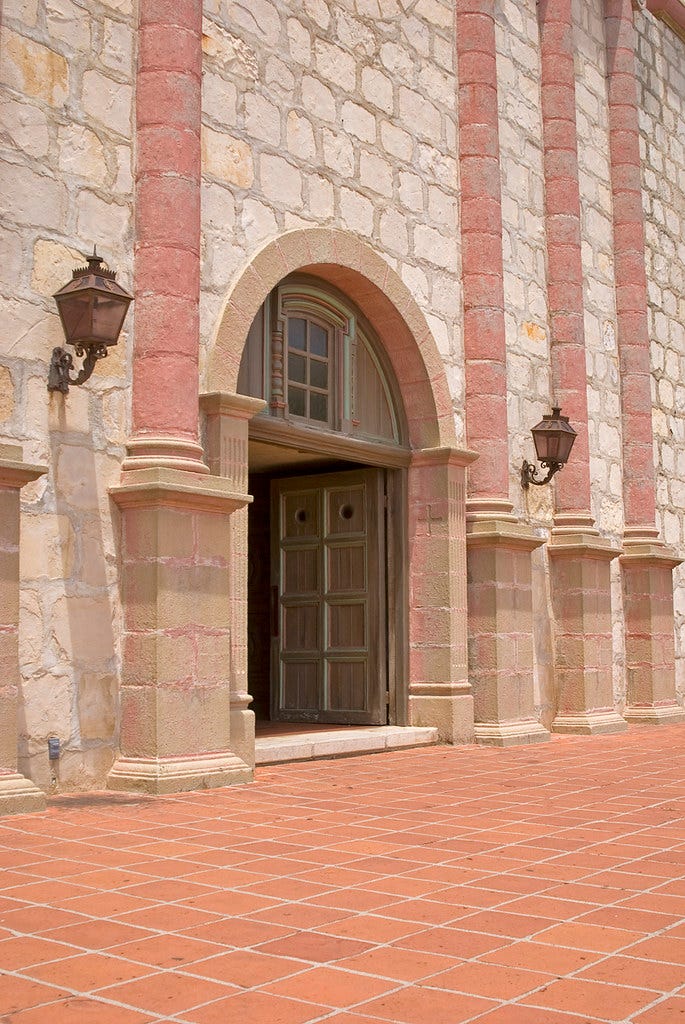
271;469;386;724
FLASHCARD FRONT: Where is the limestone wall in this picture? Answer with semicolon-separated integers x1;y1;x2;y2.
635;11;685;702
198;0;466;435
1;0;684;790
1;0;135;788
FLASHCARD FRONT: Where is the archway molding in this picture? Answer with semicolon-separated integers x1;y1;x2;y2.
206;228;457;451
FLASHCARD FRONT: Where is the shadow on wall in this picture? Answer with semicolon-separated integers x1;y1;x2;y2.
18;395;120;792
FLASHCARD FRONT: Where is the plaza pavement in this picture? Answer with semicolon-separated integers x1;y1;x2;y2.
1;724;684;1023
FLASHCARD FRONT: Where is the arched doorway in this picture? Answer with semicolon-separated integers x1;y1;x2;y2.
201;230;476;767
238;274;409;727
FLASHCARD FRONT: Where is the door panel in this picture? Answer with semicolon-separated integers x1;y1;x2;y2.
271;468;386;724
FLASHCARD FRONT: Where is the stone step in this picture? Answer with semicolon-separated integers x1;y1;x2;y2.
255;725;439;766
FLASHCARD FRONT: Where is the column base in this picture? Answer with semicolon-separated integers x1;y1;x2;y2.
551;711;627;735
229;705;256;770
0;773;47;816
474;720;550;746
409;689;475;744
623;703;685;726
107;751;253;796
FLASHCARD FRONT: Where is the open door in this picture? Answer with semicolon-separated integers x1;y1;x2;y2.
271;468;387;724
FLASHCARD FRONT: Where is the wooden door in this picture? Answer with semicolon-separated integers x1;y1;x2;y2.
271;469;386;724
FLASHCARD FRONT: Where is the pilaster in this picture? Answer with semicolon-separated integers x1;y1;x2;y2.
549;530;627;735
467;516;549;746
0;445;48;815
107;468;253;794
621;534;684;724
200;392;266;768
407;447;476;743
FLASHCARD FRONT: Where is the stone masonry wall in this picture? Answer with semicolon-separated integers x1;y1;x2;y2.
635;11;685;703
1;0;683;791
1;0;135;788
198;0;466;436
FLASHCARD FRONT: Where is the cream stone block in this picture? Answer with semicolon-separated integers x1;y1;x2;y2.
52;594;116;668
302;77;335;122
381;121;413;161
361;67;393;114
78;673;116;740
245;93;281;146
3;0;39;25
101;19;134;74
21;514;75;580
22;673;72;741
0;369;15;425
203;72;238;126
322;129;354;176
3;30;68;107
201;20;258;79
45;0;91;50
58;125;109;186
359;152;392;196
286;111;316;161
260;155;302;205
315;40;356;90
341;100;376;143
202;126;253;187
30;240;83;299
82;70;133;138
241;199;278;247
76;192;130;250
1;96;50;158
1;163;67;231
339;188;373;234
287;18;311;65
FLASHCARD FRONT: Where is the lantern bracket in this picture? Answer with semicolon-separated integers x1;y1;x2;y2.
521;458;562;489
48;343;109;394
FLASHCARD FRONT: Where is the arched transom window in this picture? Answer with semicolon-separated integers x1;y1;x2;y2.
237;277;406;447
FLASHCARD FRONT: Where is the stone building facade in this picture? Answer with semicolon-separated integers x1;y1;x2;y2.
1;0;684;810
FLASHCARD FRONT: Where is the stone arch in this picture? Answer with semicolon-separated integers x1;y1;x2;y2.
206;228;457;450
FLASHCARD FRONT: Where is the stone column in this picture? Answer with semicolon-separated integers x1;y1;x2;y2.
407;447;475;744
538;0;626;734
108;472;254;794
456;0;548;744
605;0;684;723
123;0;207;474
107;0;261;793
200;392;266;768
0;445;47;816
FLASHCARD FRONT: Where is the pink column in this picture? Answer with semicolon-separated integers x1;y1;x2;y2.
456;2;549;745
124;0;207;473
456;0;510;510
538;0;625;735
605;0;683;725
605;0;657;538
538;0;592;525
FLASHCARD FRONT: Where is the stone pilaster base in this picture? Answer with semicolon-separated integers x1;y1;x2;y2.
108;467;254;795
0;773;46;815
467;517;549;746
621;536;684;725
407;448;477;744
473;721;550;746
0;446;47;818
549;531;627;735
409;685;474;744
107;751;252;795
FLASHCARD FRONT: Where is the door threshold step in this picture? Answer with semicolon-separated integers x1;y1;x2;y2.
255;725;439;765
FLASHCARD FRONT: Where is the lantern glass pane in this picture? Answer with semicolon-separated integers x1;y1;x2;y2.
59;295;92;343
92;295;127;345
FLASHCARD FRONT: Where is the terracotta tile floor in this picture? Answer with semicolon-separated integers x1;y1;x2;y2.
1;726;685;1023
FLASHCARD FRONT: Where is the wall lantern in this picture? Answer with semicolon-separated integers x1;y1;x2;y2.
48;248;133;394
521;407;577;488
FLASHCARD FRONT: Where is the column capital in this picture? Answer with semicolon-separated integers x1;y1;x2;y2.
0;445;47;490
200;391;267;421
110;466;251;515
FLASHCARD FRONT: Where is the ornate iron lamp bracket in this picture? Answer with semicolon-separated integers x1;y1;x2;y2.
521;458;562;489
48;344;109;394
